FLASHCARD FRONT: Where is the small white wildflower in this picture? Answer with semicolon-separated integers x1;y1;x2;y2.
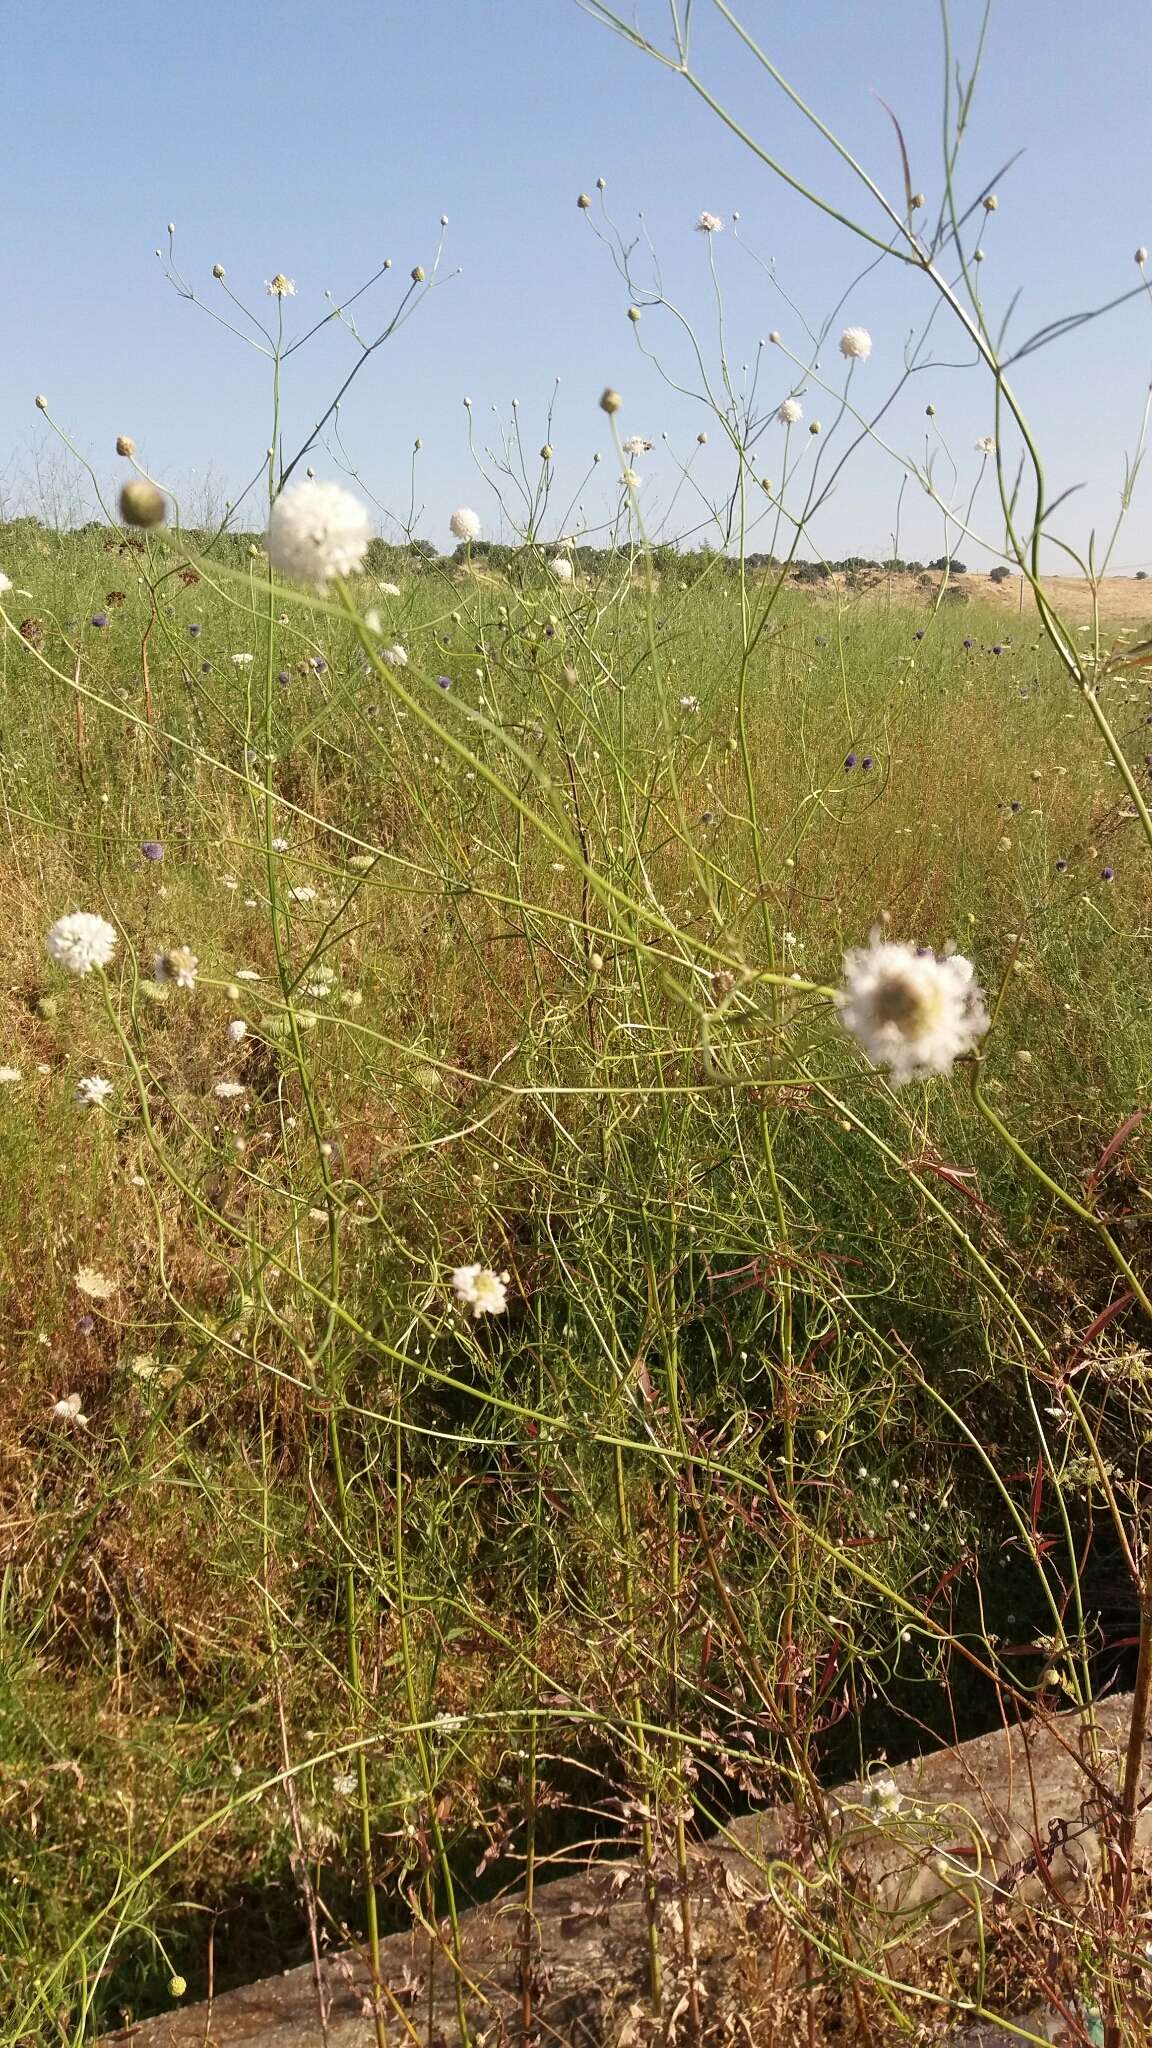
46;911;118;977
679;694;700;713
287;884;317;903
378;580;401;597
230;652;254;668
451;1263;510;1318
75;1074;114;1108
695;211;724;233
1137;247;1149;268
839;326;873;360
836;933;989;1086
333;1771;358;1797
52;1393;89;1428
449;506;482;542
75;1264;116;1300
549;556;574;584
776;397;803;425
213;1080;246;1100
976;436;997;456
0;571;11;593
266;478;372;591
234;968;260;981
227;1019;248;1044
153;946;198;990
381;643;408;667
0;1065;22;1083
265;274;296;296
621;435;653;456
270;835;289;853
862;1770;903;1819
621;467;642;490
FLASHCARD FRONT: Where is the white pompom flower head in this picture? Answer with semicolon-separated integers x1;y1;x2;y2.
776;397;803;425
836;932;989;1086
549;556;574;584
449;506;482;542
46;911;118;976
452;1263;510;1318
266;478;372;592
839;326;873;361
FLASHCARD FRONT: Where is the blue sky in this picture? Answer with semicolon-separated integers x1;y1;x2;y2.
5;0;1151;569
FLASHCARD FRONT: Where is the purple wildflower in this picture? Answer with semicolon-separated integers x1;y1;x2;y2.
914;629;925;641
188;622;202;638
1101;866;1115;882
91;612;108;629
861;755;874;772
140;840;164;862
1055;859;1068;872
437;675;452;690
844;752;857;771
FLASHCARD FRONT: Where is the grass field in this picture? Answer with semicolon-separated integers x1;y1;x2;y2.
2;520;1151;2040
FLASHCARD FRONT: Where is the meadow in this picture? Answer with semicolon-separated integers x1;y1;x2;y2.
2;508;1152;2041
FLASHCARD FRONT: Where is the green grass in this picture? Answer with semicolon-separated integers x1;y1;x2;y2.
1;523;1151;2039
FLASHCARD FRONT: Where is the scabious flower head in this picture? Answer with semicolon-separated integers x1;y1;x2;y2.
230;651;253;667
140;840;164;861
548;556;574;584
679;694;700;713
621;467;642;490
46;911;118;976
227;1019;248;1043
452;1263;510;1317
266;478;372;591
265;274;296;296
0;571;11;592
836;932;989;1086
449;506;481;542
380;642;409;669
839;326;872;360
75;1074;114;1108
0;1066;21;1083
213;1079;246;1100
776;397;803;425
621;435;653;456
862;1770;904;1820
976;436;997;456
52;1393;88;1427
154;945;198;990
695;211;724;233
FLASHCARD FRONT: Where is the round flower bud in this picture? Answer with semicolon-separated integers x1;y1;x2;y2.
973;248;985;262
212;263;225;279
540;444;553;460
119;479;167;528
911;193;925;209
926;404;936;417
167;222;175;235
411;264;425;283
809;420;821;436
982;193;998;211
768;331;781;345
35;393;47;410
116;435;136;458
599;387;622;415
627;306;641;322
1137;247;1149;267
596;176;606;191
697;431;708;444
577;193;591;209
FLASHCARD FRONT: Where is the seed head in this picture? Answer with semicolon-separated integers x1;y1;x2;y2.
115;435;136;458
35;393;47;411
119;479;167;529
411;264;425;282
1138;247;1149;268
212;263;225;279
577;192;591;209
768;330;781;344
599;387;622;415
911;192;925;209
540;444;553;460
627;306;641;322
982;193;999;211
697;431;707;444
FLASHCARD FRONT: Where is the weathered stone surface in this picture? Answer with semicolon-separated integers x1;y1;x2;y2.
109;1693;1147;2046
